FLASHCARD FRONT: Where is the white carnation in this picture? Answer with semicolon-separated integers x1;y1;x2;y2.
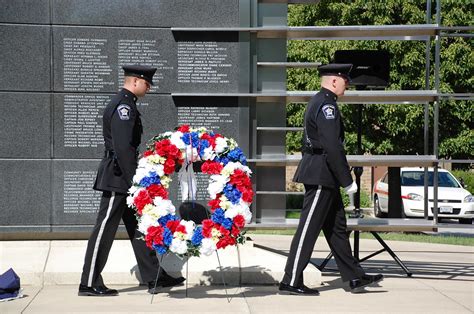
133;168;149;184
170;131;185;149
126;195;135;208
199;238;217;256
170;238;188;255
242;207;252;223
128;185;140;195
153;197;176;217
180;220;195;240
208;175;228;199
138;157;149;168
215;137;228;153
137;214;159;235
224;205;239;219
201;146;216;161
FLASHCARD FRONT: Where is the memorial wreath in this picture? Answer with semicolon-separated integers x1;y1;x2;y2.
127;125;253;257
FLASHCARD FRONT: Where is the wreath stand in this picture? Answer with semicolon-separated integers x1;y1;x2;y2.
150;244;242;304
150;163;243;304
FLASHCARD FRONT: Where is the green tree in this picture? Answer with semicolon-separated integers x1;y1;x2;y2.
286;0;474;164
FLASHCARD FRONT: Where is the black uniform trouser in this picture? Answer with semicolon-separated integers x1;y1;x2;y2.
80;191;162;287
282;184;365;287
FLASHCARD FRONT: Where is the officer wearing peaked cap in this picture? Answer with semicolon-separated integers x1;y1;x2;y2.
279;64;383;295
79;65;184;297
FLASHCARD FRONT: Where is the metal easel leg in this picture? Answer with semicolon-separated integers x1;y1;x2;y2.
185;254;189;297
236;244;242;287
215;250;230;303
150;253;165;304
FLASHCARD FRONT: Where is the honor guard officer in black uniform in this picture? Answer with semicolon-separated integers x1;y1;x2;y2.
79;65;185;297
279;64;383;295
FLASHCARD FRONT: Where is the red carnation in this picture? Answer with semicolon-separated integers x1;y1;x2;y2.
166;220;180;233
230;170;251;189
217;235;236;249
134;190;153;214
202;219;215;238
241;189;254;203
143;150;153;157
208;196;221;211
145;225;164;248
175;224;187;234
233;215;246;229
201;133;217;148
219;225;230;237
231;225;240;237
147;184;169;200
201;160;223;175
155;139;171;156
163;159;176;175
167;145;181;160
177;125;190;133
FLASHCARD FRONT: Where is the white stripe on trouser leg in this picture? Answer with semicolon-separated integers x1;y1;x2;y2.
290;186;321;287
87;192;115;287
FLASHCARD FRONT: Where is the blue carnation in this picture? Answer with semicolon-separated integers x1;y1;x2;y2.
211;208;226;224
153;244;167;255
181;132;200;147
163;227;173;246
198;139;210;157
191;226;204;246
158;214;178;226
215;156;229;166
227;148;247;165
228;147;243;161
222;218;233;230
139;171;161;187
181;132;191;145
223;183;242;204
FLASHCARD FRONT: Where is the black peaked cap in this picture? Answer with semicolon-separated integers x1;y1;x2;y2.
318;63;353;80
122;65;157;85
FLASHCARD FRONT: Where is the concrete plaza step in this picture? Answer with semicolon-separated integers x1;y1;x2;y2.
0;239;321;287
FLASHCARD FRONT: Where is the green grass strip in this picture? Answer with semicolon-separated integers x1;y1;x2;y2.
247;230;474;246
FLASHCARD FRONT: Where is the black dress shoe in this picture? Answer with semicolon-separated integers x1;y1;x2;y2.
278;282;320;295
147;275;186;294
349;274;384;293
78;284;119;296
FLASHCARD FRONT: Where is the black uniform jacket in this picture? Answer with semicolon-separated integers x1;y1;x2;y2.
94;88;143;193
293;88;352;189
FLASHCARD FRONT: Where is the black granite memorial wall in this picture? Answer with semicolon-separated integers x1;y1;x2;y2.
0;0;249;237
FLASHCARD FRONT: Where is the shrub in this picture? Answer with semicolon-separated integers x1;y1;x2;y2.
451;170;474;194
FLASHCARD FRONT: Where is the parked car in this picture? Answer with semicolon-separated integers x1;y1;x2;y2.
373;167;474;224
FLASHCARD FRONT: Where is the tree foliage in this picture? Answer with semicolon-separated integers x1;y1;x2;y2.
286;0;473;163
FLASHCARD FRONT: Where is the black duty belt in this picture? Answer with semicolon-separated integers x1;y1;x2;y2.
303;147;325;155
104;150;139;158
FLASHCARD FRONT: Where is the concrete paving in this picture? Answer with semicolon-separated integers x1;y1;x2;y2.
1;234;473;313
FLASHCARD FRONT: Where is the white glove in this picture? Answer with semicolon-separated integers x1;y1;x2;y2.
344;181;358;195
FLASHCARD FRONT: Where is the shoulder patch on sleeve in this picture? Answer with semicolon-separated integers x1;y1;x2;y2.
321;104;336;120
117;104;131;120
